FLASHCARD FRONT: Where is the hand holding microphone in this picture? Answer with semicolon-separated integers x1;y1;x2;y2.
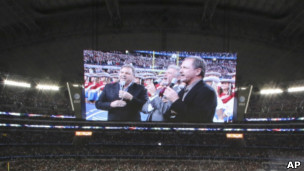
119;90;133;100
159;78;177;97
118;80;132;100
163;87;179;102
168;78;177;88
145;82;157;97
120;80;126;91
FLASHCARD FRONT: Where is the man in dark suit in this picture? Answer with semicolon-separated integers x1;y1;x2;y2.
163;56;217;123
95;64;148;121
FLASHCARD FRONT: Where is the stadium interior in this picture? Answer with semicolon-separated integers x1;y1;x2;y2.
0;0;304;170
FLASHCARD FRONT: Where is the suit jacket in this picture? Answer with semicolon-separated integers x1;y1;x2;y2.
142;85;181;122
95;82;148;121
142;95;172;122
167;80;217;123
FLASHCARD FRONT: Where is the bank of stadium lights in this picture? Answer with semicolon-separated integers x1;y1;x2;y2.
4;78;60;91
260;89;283;95
287;86;304;93
4;80;31;88
260;86;304;95
36;84;59;91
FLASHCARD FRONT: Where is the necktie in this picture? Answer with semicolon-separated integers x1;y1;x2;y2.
182;88;189;101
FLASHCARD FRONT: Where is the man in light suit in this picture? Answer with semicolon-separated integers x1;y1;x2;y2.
142;65;181;121
95;64;148;121
164;56;217;123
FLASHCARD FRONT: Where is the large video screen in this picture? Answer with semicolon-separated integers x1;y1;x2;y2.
83;50;237;123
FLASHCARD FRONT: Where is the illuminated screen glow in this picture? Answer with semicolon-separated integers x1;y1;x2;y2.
83;50;237;123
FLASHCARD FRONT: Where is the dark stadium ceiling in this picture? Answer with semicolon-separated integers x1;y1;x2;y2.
0;0;304;86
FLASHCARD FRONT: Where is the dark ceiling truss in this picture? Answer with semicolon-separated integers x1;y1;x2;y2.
201;0;219;28
0;0;303;52
279;7;304;39
0;0;40;33
105;0;122;28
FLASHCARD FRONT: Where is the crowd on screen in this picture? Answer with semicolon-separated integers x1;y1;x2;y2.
83;50;237;76
84;50;171;69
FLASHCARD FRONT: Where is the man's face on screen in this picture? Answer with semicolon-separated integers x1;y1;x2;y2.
119;67;134;85
180;59;200;85
165;68;178;84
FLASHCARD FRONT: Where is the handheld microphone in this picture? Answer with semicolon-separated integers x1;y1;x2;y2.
153;78;162;86
169;78;177;88
159;78;177;97
120;80;126;90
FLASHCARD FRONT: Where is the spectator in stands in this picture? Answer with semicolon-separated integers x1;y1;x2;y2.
219;79;235;122
204;76;225;122
110;73;119;83
87;74;109;103
95;64;148;121
134;75;143;85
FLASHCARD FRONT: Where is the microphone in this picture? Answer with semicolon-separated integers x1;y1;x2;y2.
159;78;177;97
153;78;162;86
169;78;177;88
120;80;126;90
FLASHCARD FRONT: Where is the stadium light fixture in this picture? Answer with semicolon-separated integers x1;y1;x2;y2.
287;86;304;93
226;133;243;139
75;131;92;136
4;80;31;88
36;84;59;91
260;89;283;95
